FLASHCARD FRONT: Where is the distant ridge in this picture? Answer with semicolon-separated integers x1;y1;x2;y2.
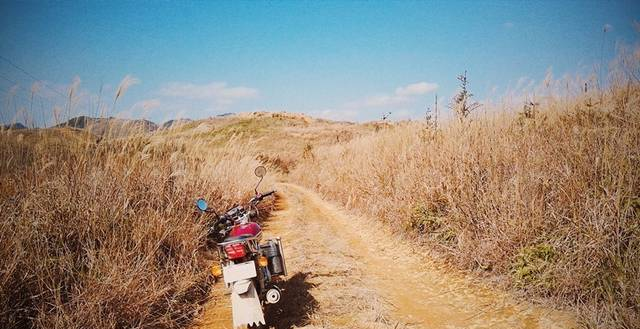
161;118;193;129
1;122;27;130
55;116;158;137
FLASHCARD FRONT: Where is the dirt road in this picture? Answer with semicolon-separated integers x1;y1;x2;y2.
196;183;577;329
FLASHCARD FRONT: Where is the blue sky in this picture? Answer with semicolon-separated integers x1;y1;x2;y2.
1;1;638;125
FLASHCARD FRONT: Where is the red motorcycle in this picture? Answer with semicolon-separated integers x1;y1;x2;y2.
196;166;286;328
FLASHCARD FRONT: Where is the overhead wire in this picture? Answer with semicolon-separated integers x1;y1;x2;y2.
0;54;67;98
0;71;57;127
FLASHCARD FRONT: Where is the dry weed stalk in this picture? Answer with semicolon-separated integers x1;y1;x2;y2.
0;127;273;328
292;58;640;328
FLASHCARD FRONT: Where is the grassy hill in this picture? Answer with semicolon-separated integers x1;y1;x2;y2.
153;111;376;173
56;116;158;137
290;87;640;328
1;85;639;328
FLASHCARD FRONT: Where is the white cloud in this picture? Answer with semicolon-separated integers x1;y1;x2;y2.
115;110;133;119
393;109;413;120
122;98;162;119
160;81;258;105
346;81;438;109
395;82;438;96
139;98;161;111
310;108;359;122
503;22;514;29
355;94;403;108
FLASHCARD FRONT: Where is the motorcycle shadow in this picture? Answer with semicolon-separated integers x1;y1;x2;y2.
264;272;318;329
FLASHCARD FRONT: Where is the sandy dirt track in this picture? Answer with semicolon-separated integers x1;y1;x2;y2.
196;183;577;329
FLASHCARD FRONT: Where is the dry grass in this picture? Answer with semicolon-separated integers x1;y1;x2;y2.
156;112;371;176
2;44;638;329
0;110;360;329
292;85;640;327
0;128;273;328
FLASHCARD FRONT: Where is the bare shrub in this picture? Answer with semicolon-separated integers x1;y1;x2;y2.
450;70;481;121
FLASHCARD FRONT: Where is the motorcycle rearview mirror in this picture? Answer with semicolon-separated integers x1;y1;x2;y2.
254;166;266;178
196;198;208;212
254;166;266;195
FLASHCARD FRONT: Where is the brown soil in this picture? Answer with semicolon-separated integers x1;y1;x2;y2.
195;183;577;329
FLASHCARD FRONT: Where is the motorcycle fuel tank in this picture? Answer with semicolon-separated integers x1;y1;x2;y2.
230;222;262;238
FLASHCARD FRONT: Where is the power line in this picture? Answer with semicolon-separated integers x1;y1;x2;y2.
0;77;29;104
0;72;56;107
0;71;58;125
0;61;74;128
0;73;19;86
0;54;67;98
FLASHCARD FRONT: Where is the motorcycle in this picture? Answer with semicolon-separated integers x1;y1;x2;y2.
196;166;286;328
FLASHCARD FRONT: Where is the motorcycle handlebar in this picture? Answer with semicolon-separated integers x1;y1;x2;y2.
250;190;276;204
259;190;276;201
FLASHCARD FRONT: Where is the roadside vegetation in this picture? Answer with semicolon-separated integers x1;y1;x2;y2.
0;128;273;328
1;42;638;329
291;49;640;328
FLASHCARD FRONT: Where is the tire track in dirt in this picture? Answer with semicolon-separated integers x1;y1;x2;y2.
196;183;577;329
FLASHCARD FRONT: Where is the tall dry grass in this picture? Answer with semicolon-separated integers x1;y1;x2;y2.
292;83;639;326
0;128;273;328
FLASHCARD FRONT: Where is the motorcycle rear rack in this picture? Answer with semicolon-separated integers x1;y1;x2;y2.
217;235;261;254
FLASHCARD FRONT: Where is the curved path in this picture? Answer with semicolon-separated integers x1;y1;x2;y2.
196;183;577;329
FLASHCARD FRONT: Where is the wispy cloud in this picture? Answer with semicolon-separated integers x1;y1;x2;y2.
159;81;258;105
310;108;359;122
395;82;439;96
346;81;438;109
312;81;438;121
139;98;161;111
117;99;161;119
503;22;514;29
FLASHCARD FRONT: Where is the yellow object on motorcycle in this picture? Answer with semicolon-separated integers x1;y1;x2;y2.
258;256;268;267
211;264;222;277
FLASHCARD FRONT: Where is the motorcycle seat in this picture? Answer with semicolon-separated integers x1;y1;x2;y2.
223;234;254;242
